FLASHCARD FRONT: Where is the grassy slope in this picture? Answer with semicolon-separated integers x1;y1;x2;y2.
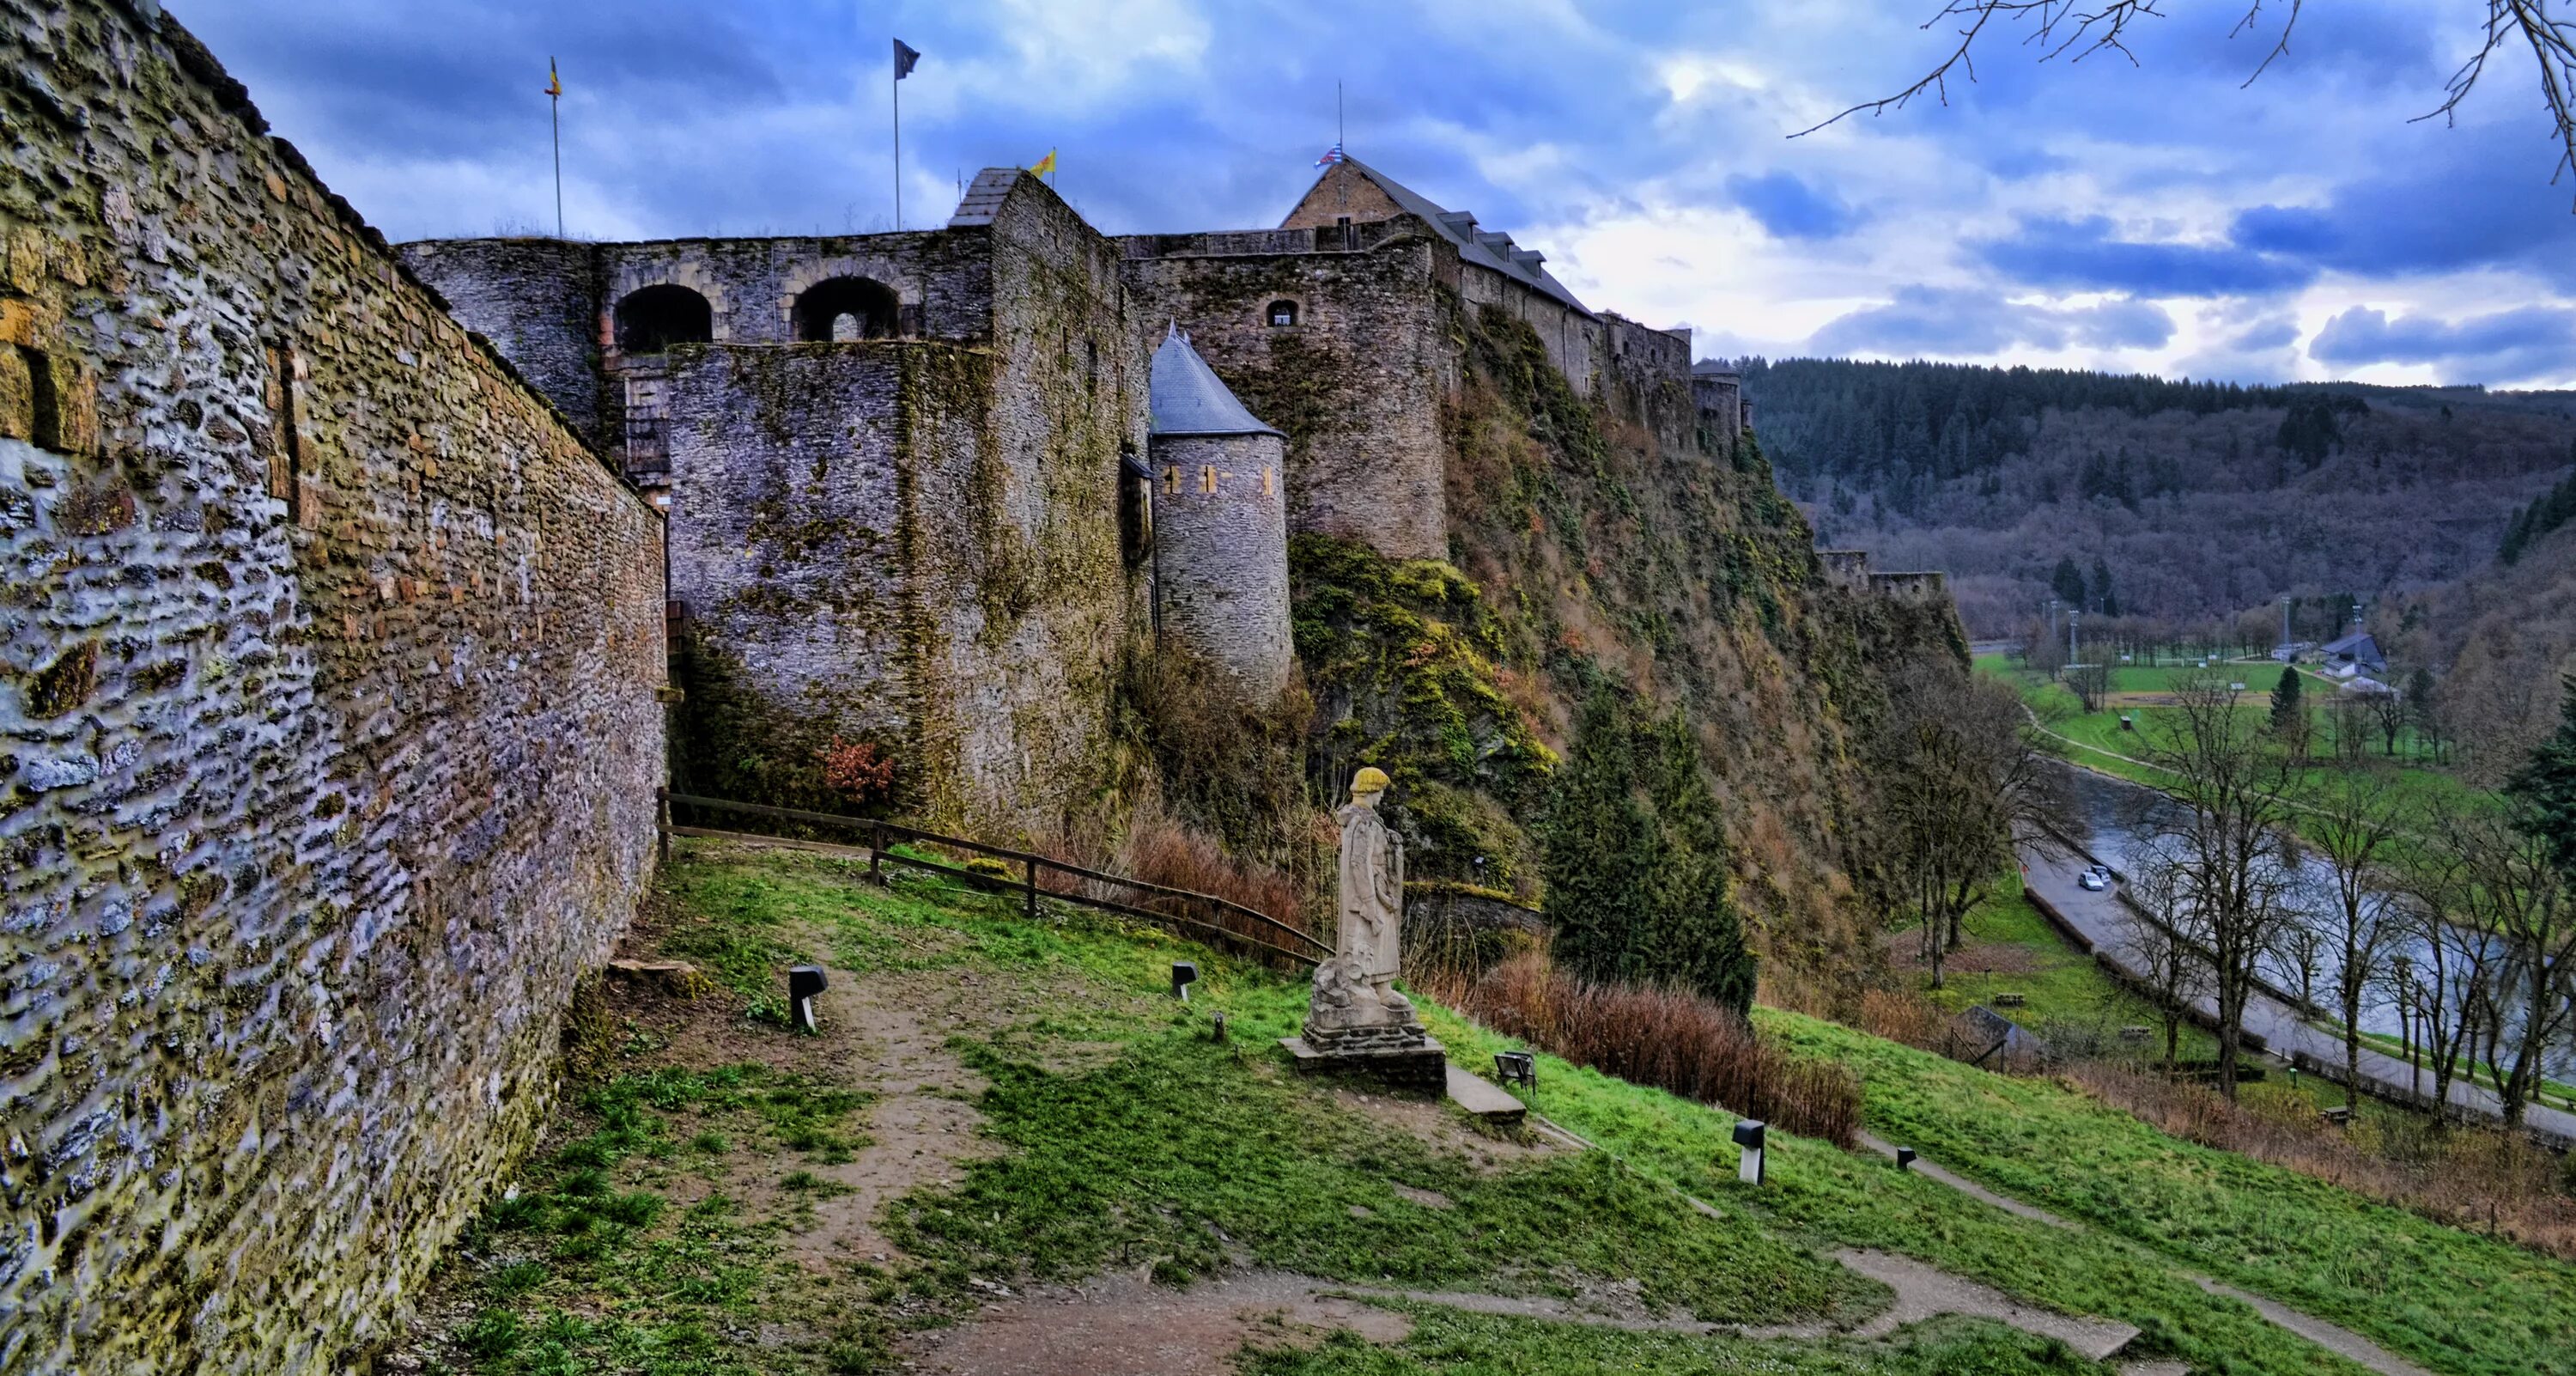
423;843;2061;1374
422;843;2573;1375
1756;1011;2576;1376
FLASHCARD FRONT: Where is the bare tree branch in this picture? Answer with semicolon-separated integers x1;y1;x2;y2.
1802;0;2576;209
2413;0;2576;195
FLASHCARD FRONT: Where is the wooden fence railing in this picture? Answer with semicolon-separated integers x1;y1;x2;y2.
657;788;1327;968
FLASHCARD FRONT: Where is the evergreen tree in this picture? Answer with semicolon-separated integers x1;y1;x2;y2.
1643;712;1756;1014
2505;675;2576;880
1540;693;1756;1010
2089;559;2119;618
1541;691;1656;989
2270;661;2306;737
2502;502;2533;564
2050;557;2088;607
2277;397;2339;468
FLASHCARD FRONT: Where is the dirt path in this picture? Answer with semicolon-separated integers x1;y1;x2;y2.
904;1270;1413;1375
784;973;995;1270
1857;1129;2434;1376
1856;1132;2065;1226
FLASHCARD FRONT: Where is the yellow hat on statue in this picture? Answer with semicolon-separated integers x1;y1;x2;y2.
1350;766;1390;797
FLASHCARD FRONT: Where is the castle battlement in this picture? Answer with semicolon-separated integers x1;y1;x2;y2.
402;158;1757;831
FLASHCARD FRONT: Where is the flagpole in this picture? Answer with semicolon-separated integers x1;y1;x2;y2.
550;57;563;238
892;54;902;230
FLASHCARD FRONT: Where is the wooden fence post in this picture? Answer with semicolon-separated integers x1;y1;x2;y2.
657;788;671;868
870;820;884;885
1025;856;1039;921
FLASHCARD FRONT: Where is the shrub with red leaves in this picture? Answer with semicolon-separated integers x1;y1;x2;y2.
817;736;896;808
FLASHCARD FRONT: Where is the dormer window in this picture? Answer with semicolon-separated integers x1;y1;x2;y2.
1267;301;1298;328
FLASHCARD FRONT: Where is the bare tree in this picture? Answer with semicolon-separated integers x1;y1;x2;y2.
2451;801;2575;1126
1803;2;2576;204
2328;694;2372;763
1866;658;2071;986
2067;660;2113;714
2398;835;2506;1128
2136;671;2300;1099
2274;920;2324;1012
2300;756;2408;1112
2366;684;2409;758
2026;615;2069;678
2122;837;2214;1069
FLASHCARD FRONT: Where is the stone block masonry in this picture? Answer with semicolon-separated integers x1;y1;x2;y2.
1122;228;1452;560
0;3;668;1372
1151;431;1293;698
422;171;1149;841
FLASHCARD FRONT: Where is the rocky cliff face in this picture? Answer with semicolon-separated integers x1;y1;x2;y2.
1296;303;1964;996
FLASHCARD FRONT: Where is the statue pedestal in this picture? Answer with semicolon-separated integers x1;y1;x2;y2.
1279;1032;1447;1094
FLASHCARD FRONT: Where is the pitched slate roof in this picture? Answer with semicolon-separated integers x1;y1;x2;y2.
1316;156;1591;316
1149;326;1282;438
2322;630;2385;665
947;167;1022;228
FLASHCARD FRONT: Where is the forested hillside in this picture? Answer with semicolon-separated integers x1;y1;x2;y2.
1743;358;2576;636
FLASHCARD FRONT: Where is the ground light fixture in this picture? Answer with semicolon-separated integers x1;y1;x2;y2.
1896;1147;1917;1172
1171;961;1199;1001
787;965;828;1033
1733;1119;1766;1184
1494;1050;1536;1092
1212;1010;1229;1043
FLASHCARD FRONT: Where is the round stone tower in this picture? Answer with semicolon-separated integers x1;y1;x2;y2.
1147;326;1293;702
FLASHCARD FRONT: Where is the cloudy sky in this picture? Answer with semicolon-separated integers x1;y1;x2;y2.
181;0;2576;387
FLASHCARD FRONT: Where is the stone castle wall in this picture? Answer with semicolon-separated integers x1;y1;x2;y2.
0;3;668;1371
1121;228;1451;560
938;176;1148;830
1599;314;1698;453
662;344;920;803
635;176;1145;837
1148;431;1292;697
397;238;603;441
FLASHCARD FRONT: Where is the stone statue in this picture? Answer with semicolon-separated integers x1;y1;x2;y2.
1303;767;1427;1050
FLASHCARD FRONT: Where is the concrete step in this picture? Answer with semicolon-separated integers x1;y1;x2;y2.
1444;1063;1527;1126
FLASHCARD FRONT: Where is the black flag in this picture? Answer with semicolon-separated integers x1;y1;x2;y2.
893;38;920;80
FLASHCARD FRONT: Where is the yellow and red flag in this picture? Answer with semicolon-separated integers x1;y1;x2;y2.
544;58;562;99
1030;149;1057;177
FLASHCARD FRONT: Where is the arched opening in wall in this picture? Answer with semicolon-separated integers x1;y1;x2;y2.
1266;300;1299;327
615;284;714;355
793;277;901;342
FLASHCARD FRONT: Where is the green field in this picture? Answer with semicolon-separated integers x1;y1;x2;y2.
1974;654;2480;830
1911;881;2216;1062
465;841;2576;1375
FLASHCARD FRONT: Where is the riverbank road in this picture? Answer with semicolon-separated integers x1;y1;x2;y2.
2019;839;2576;1145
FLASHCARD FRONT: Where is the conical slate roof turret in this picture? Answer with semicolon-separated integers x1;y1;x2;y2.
1149;326;1283;438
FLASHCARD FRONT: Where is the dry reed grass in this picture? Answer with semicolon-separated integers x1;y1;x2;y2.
1027;805;1322;965
1436;952;1861;1148
2063;1060;2576;1258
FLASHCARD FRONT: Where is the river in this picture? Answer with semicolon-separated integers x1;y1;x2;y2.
2062;764;2576;1082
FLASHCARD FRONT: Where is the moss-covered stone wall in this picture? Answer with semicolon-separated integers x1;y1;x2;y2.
1121;228;1452;559
0;3;669;1368
653;174;1146;839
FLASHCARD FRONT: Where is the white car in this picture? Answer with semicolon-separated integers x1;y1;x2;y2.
2077;868;2111;892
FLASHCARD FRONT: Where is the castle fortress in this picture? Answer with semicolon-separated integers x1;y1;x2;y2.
0;4;1799;1365
403;158;1749;835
